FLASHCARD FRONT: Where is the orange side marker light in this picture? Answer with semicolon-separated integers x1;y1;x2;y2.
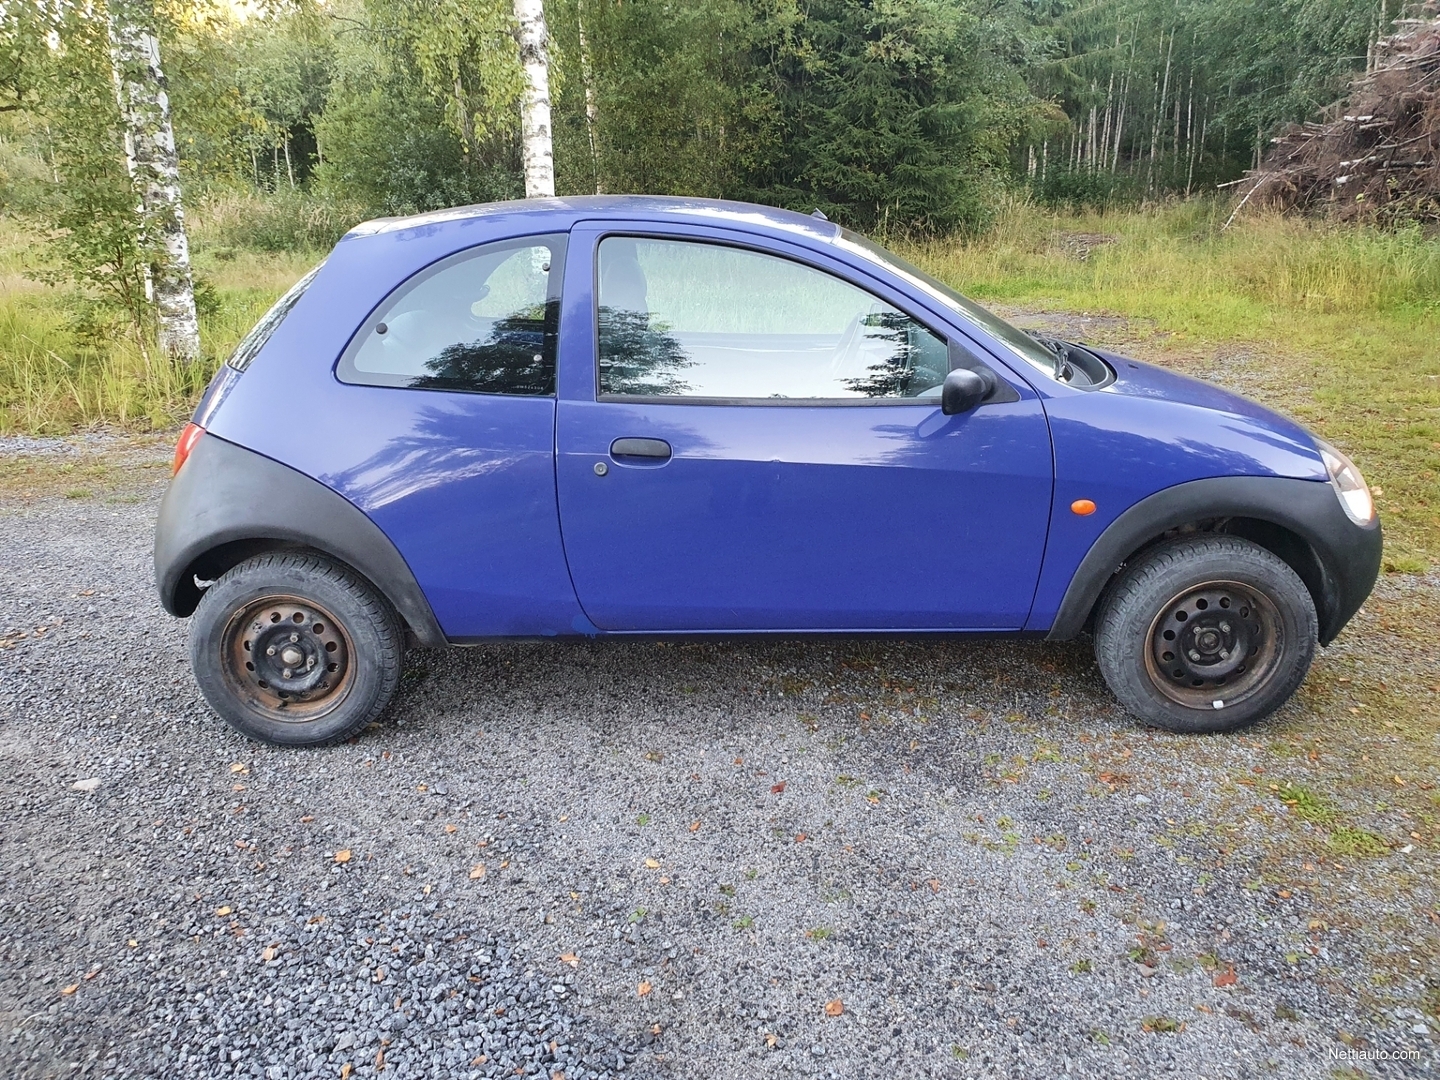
1070;499;1097;516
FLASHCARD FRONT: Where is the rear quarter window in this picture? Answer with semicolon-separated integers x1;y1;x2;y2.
337;234;566;396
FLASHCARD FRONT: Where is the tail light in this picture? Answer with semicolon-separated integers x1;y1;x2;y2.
172;422;205;476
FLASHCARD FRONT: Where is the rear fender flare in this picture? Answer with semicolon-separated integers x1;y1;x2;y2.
154;433;447;648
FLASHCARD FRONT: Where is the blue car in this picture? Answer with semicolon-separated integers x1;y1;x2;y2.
155;196;1382;746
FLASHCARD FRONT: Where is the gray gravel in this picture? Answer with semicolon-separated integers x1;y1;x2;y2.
1;470;1435;1079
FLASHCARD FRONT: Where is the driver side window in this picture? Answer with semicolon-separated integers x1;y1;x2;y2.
339;234;566;395
596;237;950;401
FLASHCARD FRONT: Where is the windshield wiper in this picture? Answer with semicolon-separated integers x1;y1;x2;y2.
1028;333;1074;382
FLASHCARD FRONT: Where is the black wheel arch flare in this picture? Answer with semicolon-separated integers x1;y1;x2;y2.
154;433;447;648
1047;475;1382;646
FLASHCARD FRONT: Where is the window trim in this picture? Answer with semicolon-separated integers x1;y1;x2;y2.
335;231;568;397
591;232;960;407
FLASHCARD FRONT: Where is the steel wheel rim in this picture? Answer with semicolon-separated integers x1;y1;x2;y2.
1142;579;1282;711
220;594;355;723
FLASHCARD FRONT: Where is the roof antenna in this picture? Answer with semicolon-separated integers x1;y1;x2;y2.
810;208;828;221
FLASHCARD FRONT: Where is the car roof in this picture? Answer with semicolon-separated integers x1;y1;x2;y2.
341;194;841;246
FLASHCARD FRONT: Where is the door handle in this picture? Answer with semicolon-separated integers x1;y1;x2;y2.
610;437;672;460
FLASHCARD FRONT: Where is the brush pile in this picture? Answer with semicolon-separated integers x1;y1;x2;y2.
1241;3;1440;224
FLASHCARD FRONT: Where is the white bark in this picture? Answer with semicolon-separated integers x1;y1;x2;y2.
513;0;554;198
108;0;199;363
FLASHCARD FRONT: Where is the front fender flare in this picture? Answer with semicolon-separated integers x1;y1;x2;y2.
154;433;447;647
1046;475;1381;645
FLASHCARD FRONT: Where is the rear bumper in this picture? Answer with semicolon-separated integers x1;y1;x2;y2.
1046;475;1382;645
154;433;447;647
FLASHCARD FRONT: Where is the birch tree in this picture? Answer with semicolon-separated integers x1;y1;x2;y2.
513;0;554;198
108;0;200;362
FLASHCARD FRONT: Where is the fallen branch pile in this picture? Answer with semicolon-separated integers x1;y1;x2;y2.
1234;2;1440;225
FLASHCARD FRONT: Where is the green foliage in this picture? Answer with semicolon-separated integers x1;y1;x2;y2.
28;5;153;333
191;189;367;253
1020;0;1397;201
550;0;769;198
753;0;1038;233
312;5;521;215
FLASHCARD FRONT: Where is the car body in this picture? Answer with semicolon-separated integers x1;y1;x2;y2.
155;196;1382;745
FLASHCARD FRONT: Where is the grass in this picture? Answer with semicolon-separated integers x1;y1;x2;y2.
0;205;329;435
1274;782;1337;824
901;198;1440;570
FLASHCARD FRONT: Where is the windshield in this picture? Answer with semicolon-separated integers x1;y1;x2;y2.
227;262;324;372
834;230;1059;378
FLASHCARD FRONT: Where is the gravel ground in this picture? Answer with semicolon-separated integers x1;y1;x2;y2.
1;460;1436;1080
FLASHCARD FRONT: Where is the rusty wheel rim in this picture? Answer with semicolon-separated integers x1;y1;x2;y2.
1142;580;1282;711
220;594;354;723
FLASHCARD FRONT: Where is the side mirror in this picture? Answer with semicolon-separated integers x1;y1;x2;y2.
941;367;994;415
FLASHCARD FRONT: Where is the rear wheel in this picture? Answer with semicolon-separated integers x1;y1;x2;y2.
189;552;403;746
1094;536;1317;733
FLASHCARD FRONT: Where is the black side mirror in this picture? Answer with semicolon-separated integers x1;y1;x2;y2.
941;367;994;415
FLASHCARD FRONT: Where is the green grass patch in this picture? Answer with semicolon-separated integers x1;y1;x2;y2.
1274;783;1337;824
1326;826;1389;857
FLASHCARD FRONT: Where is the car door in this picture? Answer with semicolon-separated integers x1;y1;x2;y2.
554;222;1054;632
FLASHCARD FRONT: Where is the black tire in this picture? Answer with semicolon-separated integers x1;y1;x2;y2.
189;552;403;746
1093;536;1317;734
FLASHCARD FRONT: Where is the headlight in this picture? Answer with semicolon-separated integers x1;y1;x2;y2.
1315;438;1375;525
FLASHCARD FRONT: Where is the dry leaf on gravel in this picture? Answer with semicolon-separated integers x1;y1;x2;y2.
444;824;457;834
559;953;579;967
771;781;786;794
689;821;701;832
340;1064;352;1080
60;984;78;996
637;981;652;996
334;849;352;864
262;946;276;962
469;864;486;880
824;999;844;1016
215;906;232;917
1214;965;1238;987
644;858;661;869
230;763;248;775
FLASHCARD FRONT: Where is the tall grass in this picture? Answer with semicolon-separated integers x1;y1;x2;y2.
189;189;369;254
0;208;324;434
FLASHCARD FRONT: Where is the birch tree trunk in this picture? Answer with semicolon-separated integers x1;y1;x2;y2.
108;0;199;363
513;0;555;199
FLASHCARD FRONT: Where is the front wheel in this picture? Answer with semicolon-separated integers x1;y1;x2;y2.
1094;536;1318;734
189;552;404;746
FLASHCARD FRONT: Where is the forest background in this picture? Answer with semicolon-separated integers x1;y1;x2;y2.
1;0;1437;572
